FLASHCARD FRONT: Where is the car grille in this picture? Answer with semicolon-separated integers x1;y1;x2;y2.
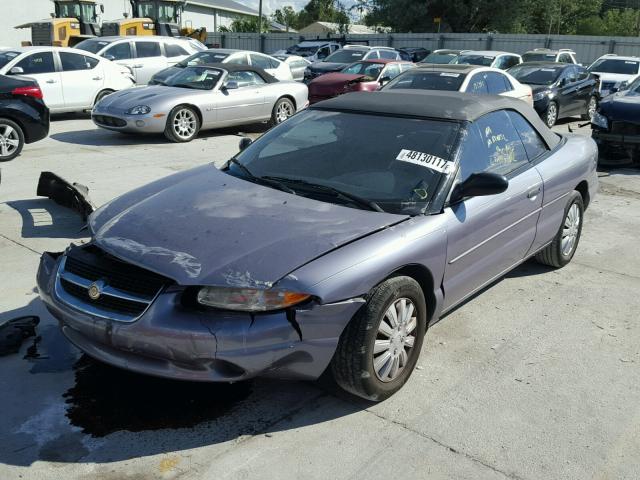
55;245;170;322
93;115;127;128
610;121;640;135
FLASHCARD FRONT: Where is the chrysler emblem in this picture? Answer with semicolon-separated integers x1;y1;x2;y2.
87;280;104;300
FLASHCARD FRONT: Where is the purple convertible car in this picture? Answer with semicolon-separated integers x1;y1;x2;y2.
37;91;598;400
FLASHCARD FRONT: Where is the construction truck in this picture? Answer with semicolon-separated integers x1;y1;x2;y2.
15;0;103;47
101;0;207;43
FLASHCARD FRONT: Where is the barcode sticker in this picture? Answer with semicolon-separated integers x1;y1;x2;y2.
396;149;453;173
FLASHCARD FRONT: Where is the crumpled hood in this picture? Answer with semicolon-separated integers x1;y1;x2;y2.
599;90;640;122
309;62;347;73
88;165;408;287
311;73;366;88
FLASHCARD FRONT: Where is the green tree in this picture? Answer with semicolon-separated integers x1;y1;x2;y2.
219;16;270;33
272;6;300;31
577;8;640;36
297;0;350;29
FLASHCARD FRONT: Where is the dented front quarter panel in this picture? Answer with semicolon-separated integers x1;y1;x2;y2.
37;252;365;381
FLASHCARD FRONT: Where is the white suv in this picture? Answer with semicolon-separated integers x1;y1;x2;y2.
588;54;640;96
74;36;206;85
522;48;577;64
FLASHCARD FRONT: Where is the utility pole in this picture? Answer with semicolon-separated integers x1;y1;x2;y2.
258;0;263;33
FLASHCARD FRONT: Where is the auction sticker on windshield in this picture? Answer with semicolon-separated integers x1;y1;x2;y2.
396;149;453;173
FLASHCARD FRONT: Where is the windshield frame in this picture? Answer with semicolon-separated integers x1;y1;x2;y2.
324;49;367;64
507;65;564;86
589;58;640;75
178;51;230;67
228;109;463;215
74;39;112;54
162;65;224;90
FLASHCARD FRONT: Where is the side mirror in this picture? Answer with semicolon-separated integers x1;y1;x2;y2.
618;81;629;91
379;75;391;86
103;54;115;61
100;4;105;13
450;172;509;204
223;81;238;90
9;66;24;75
239;137;252;151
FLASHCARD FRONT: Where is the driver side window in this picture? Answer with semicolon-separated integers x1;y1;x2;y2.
458;111;529;182
103;43;132;60
227;71;265;88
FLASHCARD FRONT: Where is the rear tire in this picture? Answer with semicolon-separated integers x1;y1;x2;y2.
164;105;200;143
331;276;427;401
0;118;25;162
535;191;584;268
93;89;114;107
269;97;295;127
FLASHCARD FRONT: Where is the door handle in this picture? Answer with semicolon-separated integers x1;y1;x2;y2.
92;76;102;81
527;187;541;199
46;79;56;84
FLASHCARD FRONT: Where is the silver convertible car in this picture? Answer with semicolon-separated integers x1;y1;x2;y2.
38;91;597;400
91;64;309;142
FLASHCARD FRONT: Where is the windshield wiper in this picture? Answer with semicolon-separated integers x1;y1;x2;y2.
262;176;385;212
227;159;296;194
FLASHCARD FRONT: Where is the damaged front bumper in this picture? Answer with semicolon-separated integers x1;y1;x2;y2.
37;251;364;382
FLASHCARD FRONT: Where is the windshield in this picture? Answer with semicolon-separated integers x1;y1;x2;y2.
522;52;557;62
384;70;465;91
287;45;319;56
508;65;563;85
136;1;179;22
340;62;384;79
325;50;366;63
420;52;458;64
75;39;112;54
0;51;20;69
230;110;460;214
455;54;495;66
179;51;230;67
163;66;222;90
589;58;640;75
57;2;97;21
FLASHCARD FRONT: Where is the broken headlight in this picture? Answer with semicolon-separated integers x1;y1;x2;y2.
196;287;310;312
127;105;151;115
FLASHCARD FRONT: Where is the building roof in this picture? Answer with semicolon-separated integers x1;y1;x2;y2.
187;0;258;16
311;90;560;148
300;22;377;34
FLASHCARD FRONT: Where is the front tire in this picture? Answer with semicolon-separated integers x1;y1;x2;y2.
0;118;25;162
535;191;584;268
331;276;427;401
269;97;295;127
582;95;597;120
164;105;200;143
93;89;114;107
544;101;558;128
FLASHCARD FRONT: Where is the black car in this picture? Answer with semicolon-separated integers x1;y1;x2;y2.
397;47;430;62
591;75;640;166
508;62;598;128
304;48;372;82
0;74;49;161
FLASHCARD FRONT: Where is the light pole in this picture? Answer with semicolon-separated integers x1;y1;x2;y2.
258;0;263;33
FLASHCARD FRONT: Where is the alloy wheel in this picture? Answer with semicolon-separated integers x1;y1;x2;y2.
561;203;581;256
0;125;20;158
546;103;557;127
373;298;417;382
275;102;294;123
587;97;597;120
172;109;197;140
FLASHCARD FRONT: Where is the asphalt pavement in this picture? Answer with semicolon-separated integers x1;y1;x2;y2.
0;116;638;480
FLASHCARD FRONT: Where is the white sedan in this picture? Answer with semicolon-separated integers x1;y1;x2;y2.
0;47;134;113
383;65;533;106
272;54;312;82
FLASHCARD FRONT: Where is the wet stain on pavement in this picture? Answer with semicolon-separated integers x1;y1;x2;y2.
24;324;79;373
65;356;253;437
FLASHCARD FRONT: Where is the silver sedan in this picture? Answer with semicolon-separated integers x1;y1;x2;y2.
91;64;309;142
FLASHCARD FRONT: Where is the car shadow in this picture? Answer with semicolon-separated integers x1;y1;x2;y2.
0;296;366;468
5;199;87;239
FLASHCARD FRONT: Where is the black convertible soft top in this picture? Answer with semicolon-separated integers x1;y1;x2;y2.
192;62;279;84
312;90;560;149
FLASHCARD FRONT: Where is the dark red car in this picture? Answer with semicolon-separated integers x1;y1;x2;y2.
308;59;414;104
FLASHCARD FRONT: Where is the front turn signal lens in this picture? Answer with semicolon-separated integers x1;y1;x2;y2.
196;287;310;311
